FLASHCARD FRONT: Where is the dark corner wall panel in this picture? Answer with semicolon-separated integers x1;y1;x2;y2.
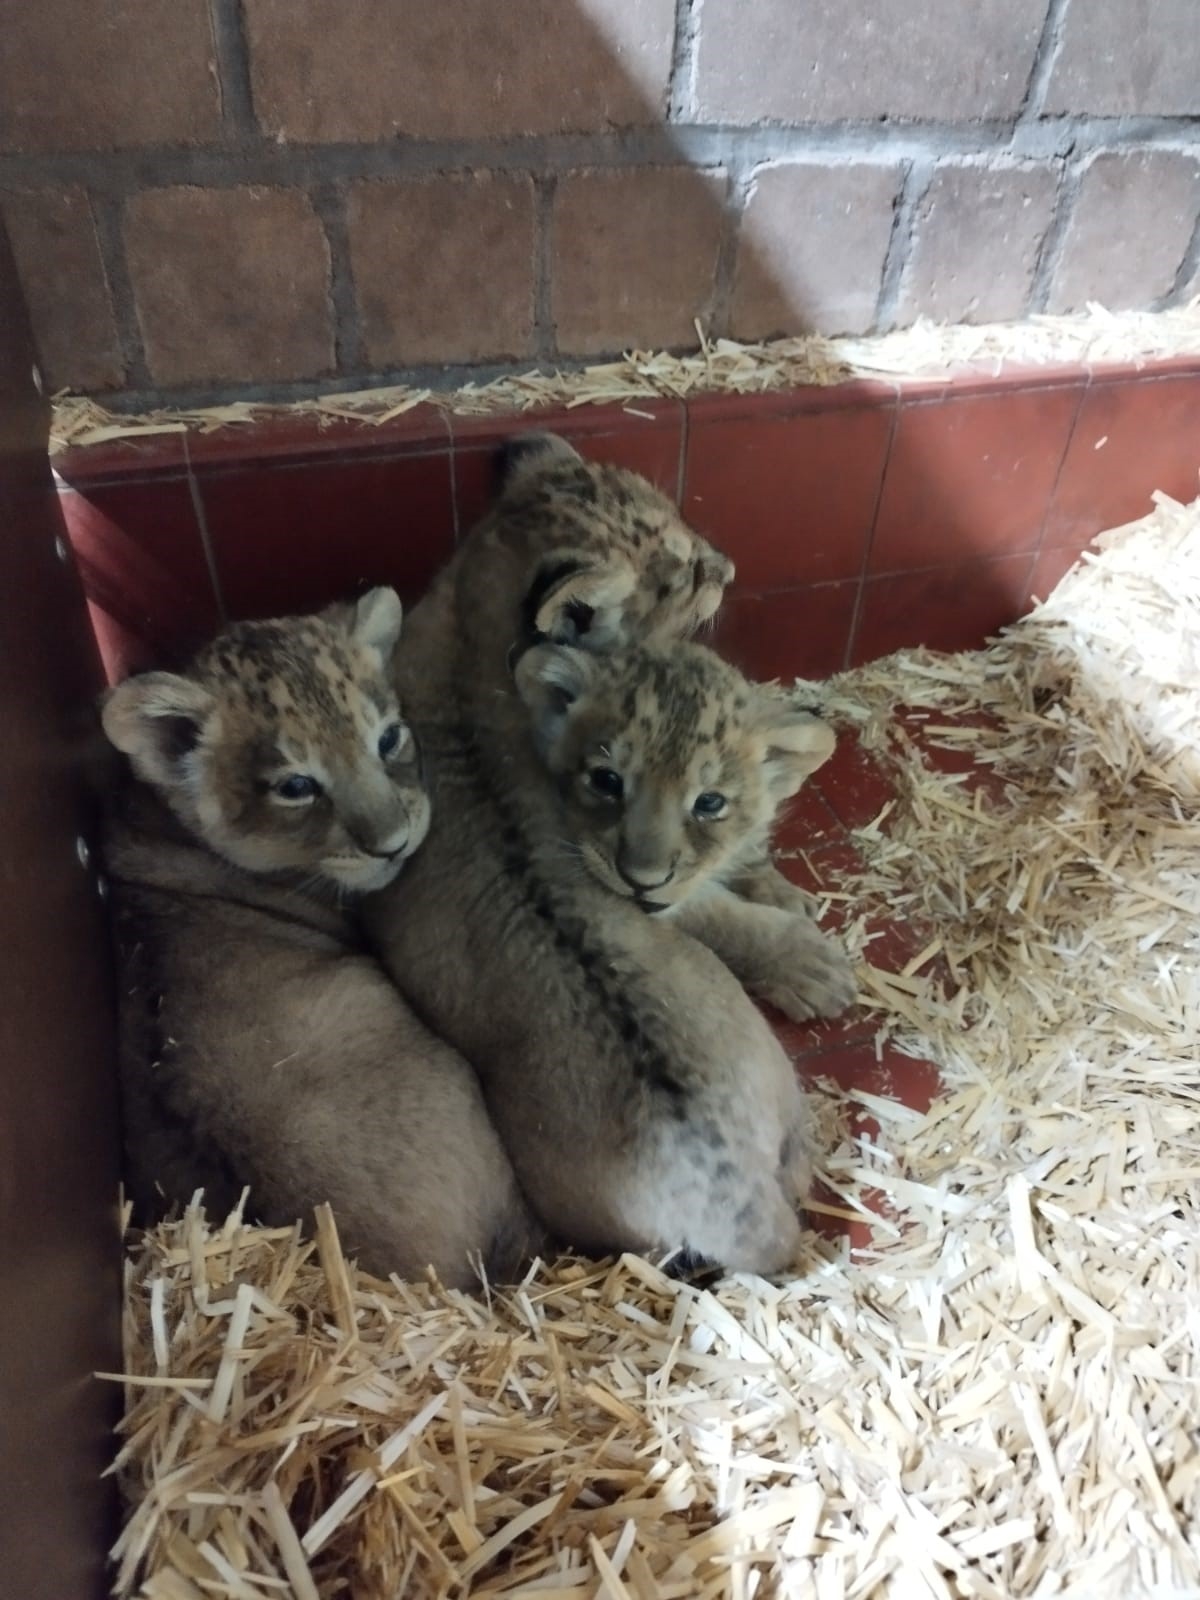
0;220;122;1597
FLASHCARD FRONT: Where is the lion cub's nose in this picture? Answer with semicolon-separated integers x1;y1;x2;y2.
616;861;675;894
348;821;410;862
375;826;412;861
360;838;408;862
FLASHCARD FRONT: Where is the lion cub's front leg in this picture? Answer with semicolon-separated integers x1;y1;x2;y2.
669;883;856;1022
726;855;819;919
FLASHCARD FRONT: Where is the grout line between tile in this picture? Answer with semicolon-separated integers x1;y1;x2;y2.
874;157;933;335
676;400;690;506
182;436;228;625
1160;206;1200;309
707;165;751;340
1028;158;1084;314
864;550;1046;581
310;181;362;374
1085;360;1200;388
843;385;900;668
1029;378;1088;559
733;576;864;599
531;176;558;362
1017;0;1072;125
897;365;1092;404
1016;547;1041;617
54;466;193;492
208;0;258;140
90;191;150;391
666;0;702;123
789;1030;879;1065
440;411;464;542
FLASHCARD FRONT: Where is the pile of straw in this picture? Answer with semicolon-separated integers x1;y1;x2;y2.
111;492;1200;1598
53;299;1200;453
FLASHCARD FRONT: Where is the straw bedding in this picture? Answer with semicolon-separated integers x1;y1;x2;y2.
110;490;1200;1598
52;299;1200;452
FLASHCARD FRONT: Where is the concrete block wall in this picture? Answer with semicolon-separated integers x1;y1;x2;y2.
2;0;1198;406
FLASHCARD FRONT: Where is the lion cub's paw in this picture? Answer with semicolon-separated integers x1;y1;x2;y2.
752;922;857;1022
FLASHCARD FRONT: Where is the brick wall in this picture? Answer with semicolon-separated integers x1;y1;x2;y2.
2;0;1198;405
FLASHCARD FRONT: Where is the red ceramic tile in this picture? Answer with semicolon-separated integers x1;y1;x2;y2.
798;1039;940;1117
87;601;155;685
684;379;898;424
1042;371;1200;551
450;401;685;536
198;452;455;620
890;361;1088;404
859;909;935;980
771;779;847;855
812;728;895;830
774;832;866;903
869;383;1084;573
1026;542;1086;607
59;480;220;663
852;553;1034;665
1084;352;1200;385
448;397;683;452
683;403;894;586
777;1004;877;1060
713;581;858;684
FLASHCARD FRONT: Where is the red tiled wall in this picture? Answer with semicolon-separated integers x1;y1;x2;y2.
56;357;1200;686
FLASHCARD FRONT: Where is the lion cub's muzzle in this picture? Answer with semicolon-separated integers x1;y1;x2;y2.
324;781;431;892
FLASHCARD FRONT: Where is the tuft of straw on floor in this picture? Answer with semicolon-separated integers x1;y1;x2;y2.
53;299;1200;452
111;491;1200;1598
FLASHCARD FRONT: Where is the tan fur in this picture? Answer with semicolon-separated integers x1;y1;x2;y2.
102;591;539;1287
400;433;801;914
514;639;855;1020
404;431;736;667
365;448;845;1274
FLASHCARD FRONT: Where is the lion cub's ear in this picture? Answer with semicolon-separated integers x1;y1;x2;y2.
347;585;404;665
102;672;216;789
522;552;637;649
496;431;583;496
756;705;837;801
514;644;597;750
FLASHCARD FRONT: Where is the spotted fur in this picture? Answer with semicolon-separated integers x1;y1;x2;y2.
459;431;735;659
513;638;857;1025
368;456;850;1276
103;589;428;894
515;639;834;911
102;591;540;1288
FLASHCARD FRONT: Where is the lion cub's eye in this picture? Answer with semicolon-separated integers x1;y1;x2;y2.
587;766;624;801
378;722;408;760
273;774;321;803
692;791;728;820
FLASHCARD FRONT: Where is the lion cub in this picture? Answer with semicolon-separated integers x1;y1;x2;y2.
515;639;856;1021
400;430;817;919
368;450;852;1275
102;588;538;1287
